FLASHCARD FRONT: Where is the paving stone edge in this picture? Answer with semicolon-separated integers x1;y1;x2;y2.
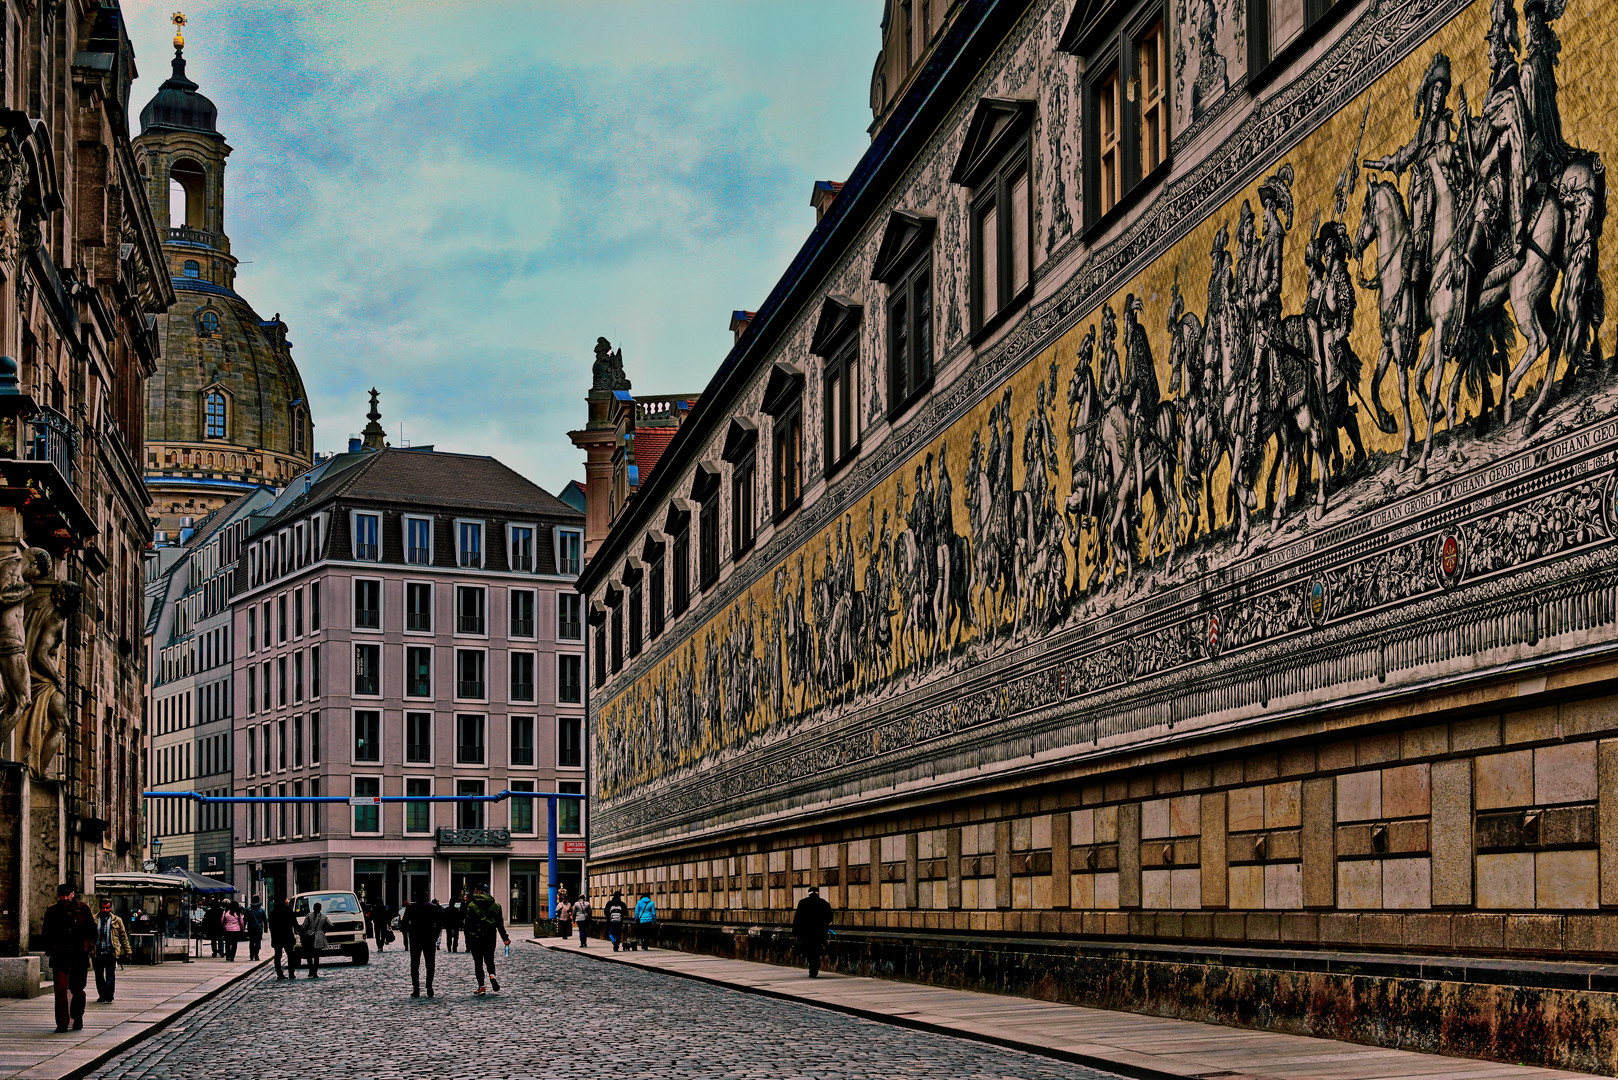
530;939;1186;1080
43;960;271;1080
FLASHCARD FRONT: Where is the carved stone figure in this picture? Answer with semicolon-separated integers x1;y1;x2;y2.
17;549;76;780
0;551;33;749
591;336;631;392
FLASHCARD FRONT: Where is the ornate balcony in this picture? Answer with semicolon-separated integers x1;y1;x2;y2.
435;826;511;851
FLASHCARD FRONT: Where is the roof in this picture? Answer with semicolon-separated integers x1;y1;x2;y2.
260;447;581;529
633;427;679;483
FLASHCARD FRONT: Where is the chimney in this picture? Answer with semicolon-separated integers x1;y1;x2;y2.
811;180;844;223
729;310;757;344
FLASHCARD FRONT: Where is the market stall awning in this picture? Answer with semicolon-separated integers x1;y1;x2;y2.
92;872;192;893
161;868;236;895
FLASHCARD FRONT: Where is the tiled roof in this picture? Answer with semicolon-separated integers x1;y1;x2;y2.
634;427;679;483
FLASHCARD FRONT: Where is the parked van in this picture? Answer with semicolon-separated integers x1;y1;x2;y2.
291;890;369;965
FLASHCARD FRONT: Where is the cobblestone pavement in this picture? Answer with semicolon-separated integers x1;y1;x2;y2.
84;943;1128;1079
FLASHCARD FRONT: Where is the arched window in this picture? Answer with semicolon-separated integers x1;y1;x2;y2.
198;310;219;332
170;158;206;229
204;392;226;439
183;260;200;279
292;407;306;455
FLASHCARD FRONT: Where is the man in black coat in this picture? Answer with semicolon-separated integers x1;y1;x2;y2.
399;895;440;997
41;883;94;1031
792;885;834;978
267;898;300;979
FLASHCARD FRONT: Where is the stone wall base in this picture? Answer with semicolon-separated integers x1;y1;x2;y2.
0;955;41;997
648;921;1618;1075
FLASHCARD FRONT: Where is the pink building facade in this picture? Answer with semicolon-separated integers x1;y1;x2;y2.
230;447;586;920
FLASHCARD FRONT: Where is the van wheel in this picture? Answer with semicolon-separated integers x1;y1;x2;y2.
349;945;370;965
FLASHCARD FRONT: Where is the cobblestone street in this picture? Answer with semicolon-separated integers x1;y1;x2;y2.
84;944;1126;1079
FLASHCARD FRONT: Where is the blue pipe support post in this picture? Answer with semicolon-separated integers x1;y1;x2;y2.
547;795;559;920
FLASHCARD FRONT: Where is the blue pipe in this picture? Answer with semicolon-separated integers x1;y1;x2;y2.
141;790;585;803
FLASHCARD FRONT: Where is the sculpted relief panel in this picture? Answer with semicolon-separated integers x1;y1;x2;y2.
594;0;1618;844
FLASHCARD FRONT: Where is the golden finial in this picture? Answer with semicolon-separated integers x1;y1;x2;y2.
171;11;186;52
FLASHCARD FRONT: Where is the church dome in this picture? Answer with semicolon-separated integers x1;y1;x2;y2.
139;52;218;135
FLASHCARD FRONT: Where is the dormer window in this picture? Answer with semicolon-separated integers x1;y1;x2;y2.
204;391;227;439
508;524;535;573
352;512;379;561
556;528;582;576
458;520;483;569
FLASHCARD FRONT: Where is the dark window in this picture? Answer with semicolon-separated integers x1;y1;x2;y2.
278;595;288;642
311;645;321;698
406;646;432;698
247;608;256;652
456;586;486;635
610;598;624;674
731;455;756;555
509;526;535;572
557;592;582;641
697;487;720;589
293;714;304;767
558;781;582;834
763;364;806;522
406;518;432;565
511;589;536;638
510;652;535;702
406;582;432;632
311;585;321;630
671;515;691;615
560;654;583;704
353;710;381;763
311;711;320;762
405;777;431;834
593;619;607;688
246;667;256;713
293;589;304;636
1249;0;1345;73
405;711;432;763
627;578;643;659
823;334;861;469
352;776;380;833
510;715;535;766
277;657;287;706
456;650;487;700
354;643;380;696
969;139;1031;329
458;521;483;568
648;554;665;640
558;716;583;768
456;714;486;765
557;530;582;576
456;779;484;829
510;780;534;833
293;652;304;702
353;514;379;561
354;580;380;629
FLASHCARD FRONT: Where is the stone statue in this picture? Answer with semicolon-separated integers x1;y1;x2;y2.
0;551;32;750
16;549;77;780
591;336;631;392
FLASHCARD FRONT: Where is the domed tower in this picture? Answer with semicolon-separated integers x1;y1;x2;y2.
134;18;315;542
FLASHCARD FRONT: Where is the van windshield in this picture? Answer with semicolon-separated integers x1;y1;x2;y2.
293;892;359;915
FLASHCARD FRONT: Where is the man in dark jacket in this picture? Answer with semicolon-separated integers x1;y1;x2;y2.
462;886;509;995
792;885;834;978
602;891;630;951
400;895;440;997
246;897;267;961
41;883;94;1031
267;898;300;979
442;896;464;952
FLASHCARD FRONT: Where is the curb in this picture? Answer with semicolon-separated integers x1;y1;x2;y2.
529;939;1185;1080
46;959;271;1080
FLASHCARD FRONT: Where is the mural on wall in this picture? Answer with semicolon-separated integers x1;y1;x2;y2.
1174;0;1243;130
595;0;1617;826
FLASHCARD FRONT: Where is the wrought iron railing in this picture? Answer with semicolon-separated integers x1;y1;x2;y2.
25;406;77;483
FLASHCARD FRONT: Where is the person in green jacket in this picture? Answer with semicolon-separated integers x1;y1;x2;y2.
462;885;509;995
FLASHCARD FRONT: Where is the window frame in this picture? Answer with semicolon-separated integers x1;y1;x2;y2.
1069;5;1171;233
455;584;488;638
352;709;382;764
507;522;537;574
510;714;536;768
405;644;433;699
454;647;488;702
558;780;584;836
351;511;381;562
352;775;382;835
509;649;537;703
404;515;434;566
1246;0;1352;87
404;776;433;835
455;713;488;767
405;580;433;634
352;577;382;632
509;779;536;835
353;642;382;698
456;518;485;569
203;390;228;439
510;588;538;639
557;715;584;769
968;137;1032;334
557;591;583;642
872;211;936;419
558;653;583;705
404;710;433;765
555;527;583;577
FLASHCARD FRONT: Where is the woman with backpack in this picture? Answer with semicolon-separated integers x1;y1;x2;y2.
573;893;592;947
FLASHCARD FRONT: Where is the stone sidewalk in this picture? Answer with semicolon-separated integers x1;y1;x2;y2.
0;956;267;1080
535;937;1596;1080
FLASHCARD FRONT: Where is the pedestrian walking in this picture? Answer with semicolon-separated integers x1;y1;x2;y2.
268;898;299;979
221;901;246;961
462;885;509;995
603;890;630;951
792;885;834;977
202;900;223;957
371;899;392;953
400;893;439;997
91;897;130;1004
300;902;332;978
574;893;592;948
634;892;657;951
41;883;94;1032
554;896;573;941
442;895;464;953
246;897;266;961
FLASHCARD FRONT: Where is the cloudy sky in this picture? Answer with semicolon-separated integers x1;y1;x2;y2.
120;0;882;493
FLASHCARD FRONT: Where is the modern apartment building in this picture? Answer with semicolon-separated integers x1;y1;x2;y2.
231;442;587;918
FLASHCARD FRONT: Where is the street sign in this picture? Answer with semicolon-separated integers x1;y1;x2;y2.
348;796;382;806
561;841;587;854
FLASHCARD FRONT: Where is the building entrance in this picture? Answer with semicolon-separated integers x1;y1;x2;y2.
450;858;491;901
509;861;541;924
